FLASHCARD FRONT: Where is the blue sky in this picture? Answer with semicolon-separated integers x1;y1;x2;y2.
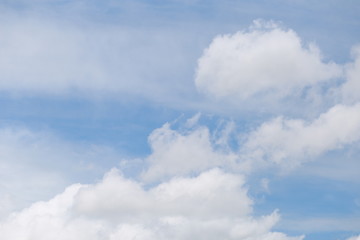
0;1;359;239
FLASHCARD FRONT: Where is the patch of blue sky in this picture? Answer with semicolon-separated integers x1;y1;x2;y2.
0;95;184;156
250;149;360;239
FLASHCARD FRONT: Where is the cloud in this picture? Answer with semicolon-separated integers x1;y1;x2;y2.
0;17;106;94
142;102;360;178
195;20;342;101
141;122;236;181
0;10;197;104
0;115;358;239
76;169;252;219
0;168;303;240
140;103;360;180
242;103;360;170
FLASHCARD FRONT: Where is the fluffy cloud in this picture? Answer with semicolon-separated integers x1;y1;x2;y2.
0;118;305;240
195;20;342;101
76;169;251;219
141;122;237;181
139;102;360;179
0;168;302;240
0;115;358;239
141;102;360;178
242;103;360;170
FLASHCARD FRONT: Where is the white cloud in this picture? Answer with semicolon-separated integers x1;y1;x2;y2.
195;20;342;101
141;104;360;179
141;122;237;182
76;168;252;219
242;103;360;170
0;168;303;240
0;115;358;239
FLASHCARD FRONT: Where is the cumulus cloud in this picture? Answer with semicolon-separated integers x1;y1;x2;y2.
1;114;359;239
141;122;237;181
242;103;360;170
0;117;308;240
195;20;342;101
139;102;360;180
0;168;303;240
76;169;252;219
141;102;360;178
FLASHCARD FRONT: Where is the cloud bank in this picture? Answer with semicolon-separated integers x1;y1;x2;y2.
0;109;359;239
0;169;303;240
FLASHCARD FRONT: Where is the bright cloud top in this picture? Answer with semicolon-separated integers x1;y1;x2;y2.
0;168;303;240
195;20;342;100
0;120;304;240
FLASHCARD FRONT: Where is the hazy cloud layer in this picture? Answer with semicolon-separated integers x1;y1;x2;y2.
0;12;197;103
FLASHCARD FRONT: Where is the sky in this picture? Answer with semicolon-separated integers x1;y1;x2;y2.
0;0;359;239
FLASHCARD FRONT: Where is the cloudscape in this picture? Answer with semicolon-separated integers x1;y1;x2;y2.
0;1;359;240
